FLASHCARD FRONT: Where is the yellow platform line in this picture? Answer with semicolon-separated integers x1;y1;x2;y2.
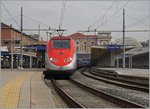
0;73;34;108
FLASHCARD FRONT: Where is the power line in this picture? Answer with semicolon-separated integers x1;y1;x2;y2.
95;1;130;30
2;15;20;22
59;0;66;29
2;3;20;27
126;14;149;28
77;29;150;33
88;1;116;29
95;12;122;30
23;15;51;29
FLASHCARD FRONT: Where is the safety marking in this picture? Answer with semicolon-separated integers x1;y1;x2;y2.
0;73;34;108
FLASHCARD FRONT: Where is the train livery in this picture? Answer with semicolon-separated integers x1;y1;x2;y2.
45;36;77;76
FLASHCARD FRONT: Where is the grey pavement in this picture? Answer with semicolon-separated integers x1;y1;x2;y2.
1;69;56;108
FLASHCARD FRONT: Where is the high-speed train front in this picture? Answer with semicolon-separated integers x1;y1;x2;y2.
45;36;76;76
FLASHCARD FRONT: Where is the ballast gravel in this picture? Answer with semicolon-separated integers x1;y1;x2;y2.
70;71;149;107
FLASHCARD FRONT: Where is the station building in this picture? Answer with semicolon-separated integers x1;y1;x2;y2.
113;37;149;68
1;22;40;68
91;37;149;69
68;32;112;61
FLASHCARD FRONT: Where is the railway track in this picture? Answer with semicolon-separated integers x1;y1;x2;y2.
51;79;85;108
90;67;149;86
45;76;146;108
90;70;149;86
69;78;146;108
81;71;149;93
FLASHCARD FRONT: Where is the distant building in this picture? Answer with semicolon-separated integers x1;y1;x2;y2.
1;22;39;47
113;37;149;68
68;32;112;61
1;22;39;68
113;37;142;48
30;34;40;41
97;32;112;45
140;40;149;47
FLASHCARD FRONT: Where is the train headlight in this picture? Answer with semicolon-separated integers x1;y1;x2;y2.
64;57;72;62
50;58;53;61
50;57;58;62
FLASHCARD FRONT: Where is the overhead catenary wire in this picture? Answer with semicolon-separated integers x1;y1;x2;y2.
88;1;116;29
2;3;20;27
59;0;66;29
23;15;51;29
95;12;122;29
2;15;20;22
95;1;130;30
126;14;149;28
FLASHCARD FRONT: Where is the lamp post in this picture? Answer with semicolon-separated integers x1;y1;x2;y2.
123;8;125;69
46;31;48;41
11;39;14;70
30;39;32;69
20;7;23;68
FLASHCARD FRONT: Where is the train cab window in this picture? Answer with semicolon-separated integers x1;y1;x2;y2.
53;40;70;48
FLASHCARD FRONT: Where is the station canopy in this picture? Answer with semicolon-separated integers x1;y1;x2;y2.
26;45;46;51
91;45;134;60
15;45;46;51
1;46;10;56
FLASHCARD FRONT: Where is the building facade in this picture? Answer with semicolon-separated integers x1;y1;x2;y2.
68;32;112;61
1;22;39;68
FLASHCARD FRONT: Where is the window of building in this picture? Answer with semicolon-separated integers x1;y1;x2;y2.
15;41;20;44
4;41;8;45
84;46;86;51
77;46;79;51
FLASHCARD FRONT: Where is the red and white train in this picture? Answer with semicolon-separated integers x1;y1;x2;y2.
45;36;77;76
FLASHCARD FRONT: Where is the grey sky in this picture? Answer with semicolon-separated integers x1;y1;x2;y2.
1;0;149;42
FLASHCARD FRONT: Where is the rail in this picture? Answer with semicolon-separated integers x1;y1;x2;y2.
51;79;85;108
70;78;146;108
81;71;149;93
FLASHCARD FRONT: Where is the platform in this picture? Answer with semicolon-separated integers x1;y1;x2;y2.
98;68;149;77
0;69;56;108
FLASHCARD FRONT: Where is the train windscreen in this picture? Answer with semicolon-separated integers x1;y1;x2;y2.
53;40;70;48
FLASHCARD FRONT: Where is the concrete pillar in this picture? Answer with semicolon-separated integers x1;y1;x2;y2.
8;56;11;68
17;54;19;68
129;56;130;68
14;56;17;68
30;55;32;69
3;56;6;68
110;51;115;67
131;55;132;68
116;55;119;68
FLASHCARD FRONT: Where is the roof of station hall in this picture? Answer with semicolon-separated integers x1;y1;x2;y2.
68;32;97;38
